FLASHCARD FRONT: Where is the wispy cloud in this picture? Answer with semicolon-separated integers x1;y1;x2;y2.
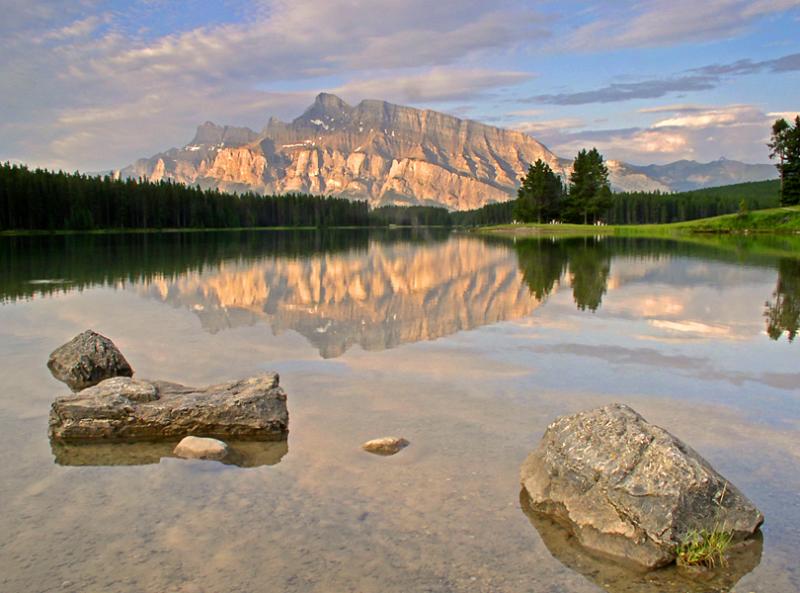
528;52;800;105
529;75;717;105
514;118;586;134
334;69;534;104
533;104;779;164
566;0;800;50
1;0;797;170
0;0;546;169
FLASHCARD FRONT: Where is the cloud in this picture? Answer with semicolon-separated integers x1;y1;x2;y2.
566;0;800;50
532;104;778;164
0;0;546;170
692;52;800;76
528;51;800;105
530;75;717;105
768;111;800;121
334;69;533;104
1;0;796;171
651;104;764;129
514;118;586;134
638;104;711;114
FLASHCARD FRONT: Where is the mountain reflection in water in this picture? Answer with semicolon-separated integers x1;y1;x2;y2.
137;236;542;357
1;231;798;358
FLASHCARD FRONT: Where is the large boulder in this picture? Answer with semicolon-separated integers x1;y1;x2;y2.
47;330;133;391
520;403;763;568
49;373;288;441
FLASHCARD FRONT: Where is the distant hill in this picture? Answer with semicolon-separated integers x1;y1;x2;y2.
602;179;781;225
118;93;778;210
626;159;777;192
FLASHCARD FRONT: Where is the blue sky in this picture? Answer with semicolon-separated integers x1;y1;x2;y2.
1;0;798;170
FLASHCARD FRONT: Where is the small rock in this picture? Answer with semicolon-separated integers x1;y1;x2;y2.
47;330;133;391
174;436;229;461
362;437;409;456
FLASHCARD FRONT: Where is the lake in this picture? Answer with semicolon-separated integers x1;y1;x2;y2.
1;230;798;593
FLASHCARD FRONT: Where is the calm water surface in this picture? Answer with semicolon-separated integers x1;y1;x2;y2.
1;230;798;593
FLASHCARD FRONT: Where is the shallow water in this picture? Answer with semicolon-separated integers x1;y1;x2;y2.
1;230;798;593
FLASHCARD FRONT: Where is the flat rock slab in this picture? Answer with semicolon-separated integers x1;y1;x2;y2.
47;330;133;391
520;403;763;568
362;437;409;456
49;373;288;442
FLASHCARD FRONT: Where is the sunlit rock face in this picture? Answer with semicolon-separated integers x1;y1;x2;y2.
119;95;776;206
137;238;542;357
120;93;564;210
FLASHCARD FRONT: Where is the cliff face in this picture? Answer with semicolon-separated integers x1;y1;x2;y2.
120;93;776;209
121;93;565;210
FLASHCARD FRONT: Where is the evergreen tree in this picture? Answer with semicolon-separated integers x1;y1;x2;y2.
565;148;611;224
514;159;563;223
769;116;800;206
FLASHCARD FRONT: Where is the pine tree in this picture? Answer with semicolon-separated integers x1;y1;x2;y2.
769;116;800;206
566;148;611;224
514;159;563;223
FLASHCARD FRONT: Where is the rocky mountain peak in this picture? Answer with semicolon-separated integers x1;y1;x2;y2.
295;93;354;125
190;121;258;147
120;95;778;209
191;121;224;145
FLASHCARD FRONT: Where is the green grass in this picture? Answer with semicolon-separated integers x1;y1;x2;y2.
675;526;734;568
479;205;800;237
672;206;800;233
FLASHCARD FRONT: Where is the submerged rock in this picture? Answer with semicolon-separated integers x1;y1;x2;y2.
520;403;763;568
47;330;133;391
521;492;763;593
173;436;230;461
49;373;288;442
362;437;409;456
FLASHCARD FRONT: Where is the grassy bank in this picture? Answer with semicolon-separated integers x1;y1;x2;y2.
480;206;800;237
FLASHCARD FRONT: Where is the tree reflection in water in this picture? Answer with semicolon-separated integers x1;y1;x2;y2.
514;236;611;312
765;258;800;342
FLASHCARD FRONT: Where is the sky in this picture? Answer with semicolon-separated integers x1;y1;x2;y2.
1;0;799;171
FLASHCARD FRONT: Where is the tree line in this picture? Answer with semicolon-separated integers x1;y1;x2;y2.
605;181;779;225
3;121;794;233
0;163;370;231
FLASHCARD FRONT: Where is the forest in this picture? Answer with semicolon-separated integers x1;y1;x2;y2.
0;163;370;230
605;181;780;224
0;161;784;232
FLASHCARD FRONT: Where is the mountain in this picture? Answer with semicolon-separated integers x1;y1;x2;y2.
119;93;777;210
624;158;777;192
121;93;562;211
